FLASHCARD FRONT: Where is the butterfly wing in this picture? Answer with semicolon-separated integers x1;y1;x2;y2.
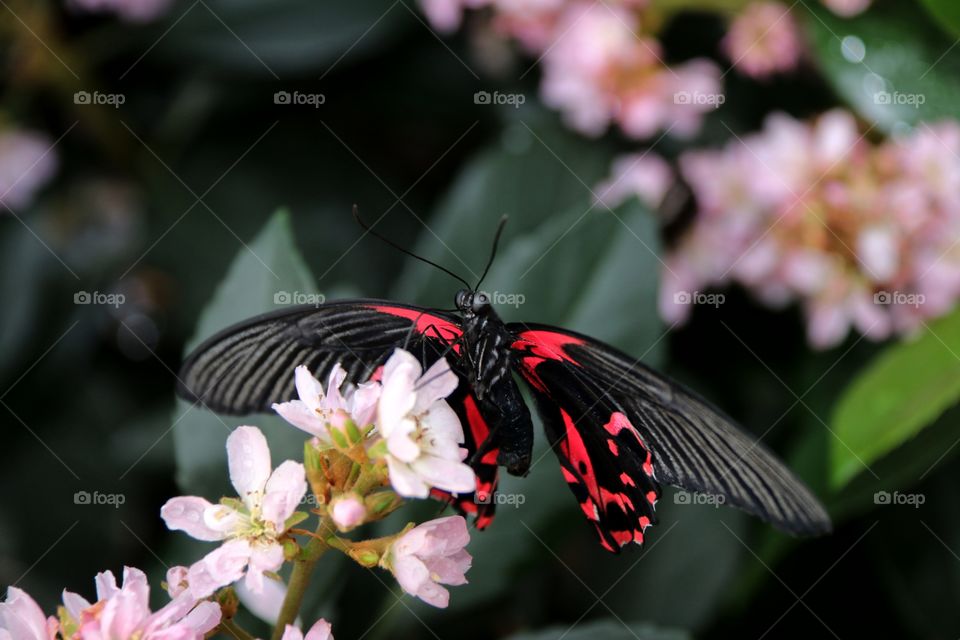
508;323;831;548
177;299;499;527
177;299;464;414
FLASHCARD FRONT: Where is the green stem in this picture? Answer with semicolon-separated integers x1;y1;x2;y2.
220;618;257;640
270;521;332;640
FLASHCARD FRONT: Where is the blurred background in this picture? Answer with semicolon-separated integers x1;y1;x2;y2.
2;0;960;637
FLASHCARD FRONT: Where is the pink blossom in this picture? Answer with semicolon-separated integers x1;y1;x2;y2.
329;493;366;531
594;153;673;210
375;350;476;498
0;129;57;211
821;0;871;17
161;426;307;597
0;587;57;640
61;567;220;639
68;0;171;22
538;2;722;139
669;109;960;348
723;2;803;79
281;619;334;640
273;364;380;442
384;516;472;608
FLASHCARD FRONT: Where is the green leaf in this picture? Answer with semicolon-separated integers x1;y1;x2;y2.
805;2;960;132
830;308;960;489
153;0;407;76
918;0;960;38
505;620;690;640
172;209;319;496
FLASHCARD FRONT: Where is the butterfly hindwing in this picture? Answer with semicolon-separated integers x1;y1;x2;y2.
509;323;831;539
523;358;659;552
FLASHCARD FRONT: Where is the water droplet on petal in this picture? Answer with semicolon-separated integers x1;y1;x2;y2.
841;35;866;63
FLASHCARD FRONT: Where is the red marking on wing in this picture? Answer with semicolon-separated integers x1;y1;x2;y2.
512;329;585;365
558;409;602;508
367;304;463;352
463;394;499;466
368;365;384;383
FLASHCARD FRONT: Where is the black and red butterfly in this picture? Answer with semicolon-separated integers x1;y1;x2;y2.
177;218;830;552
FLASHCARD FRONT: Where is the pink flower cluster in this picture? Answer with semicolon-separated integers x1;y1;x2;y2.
423;0;723;139
662;109;960;348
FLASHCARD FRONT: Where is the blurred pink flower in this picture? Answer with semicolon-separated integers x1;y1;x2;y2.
594;152;673;210
667;110;960;348
0;129;57;211
376;349;476;498
161;426;307;597
69;0;171;22
62;567;220;639
281;619;334;640
540;2;721;139
384;515;472;608
0;587;57;640
723;2;803;78
821;0;871;17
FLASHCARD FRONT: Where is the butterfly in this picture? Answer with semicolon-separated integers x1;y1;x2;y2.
177;215;831;552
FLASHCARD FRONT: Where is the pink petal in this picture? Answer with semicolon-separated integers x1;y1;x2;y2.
181;600;221;634
378;352;420;436
262;460;308;529
412;358;458;414
295;365;325;413
272;400;328;439
392;554;430;595
0;588;49;640
236;578;288;625
245;544;285;593
161;496;224;541
386;457;430;498
188;540;251;598
323;363;348;411
304;618;334;640
227;426;272;498
410;455;476;494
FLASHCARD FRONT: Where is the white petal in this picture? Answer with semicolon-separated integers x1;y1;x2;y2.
182;600;222;634
391;554;430;595
236;577;288;625
412;358;458;414
295;365;325;413
262;460;308;529
227;426;272;498
386;420;421;463
411;456;476;494
272;400;328;439
377;356;419;437
386;457;430;498
323;363;348;411
349;381;381;426
161;496;225;541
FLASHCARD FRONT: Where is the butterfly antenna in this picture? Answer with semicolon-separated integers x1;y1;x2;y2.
474;214;508;290
352;205;472;290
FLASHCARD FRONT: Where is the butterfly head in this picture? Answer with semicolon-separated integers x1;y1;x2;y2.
455;289;491;316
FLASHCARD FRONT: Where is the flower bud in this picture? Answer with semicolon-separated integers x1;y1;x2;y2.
329;493;366;531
